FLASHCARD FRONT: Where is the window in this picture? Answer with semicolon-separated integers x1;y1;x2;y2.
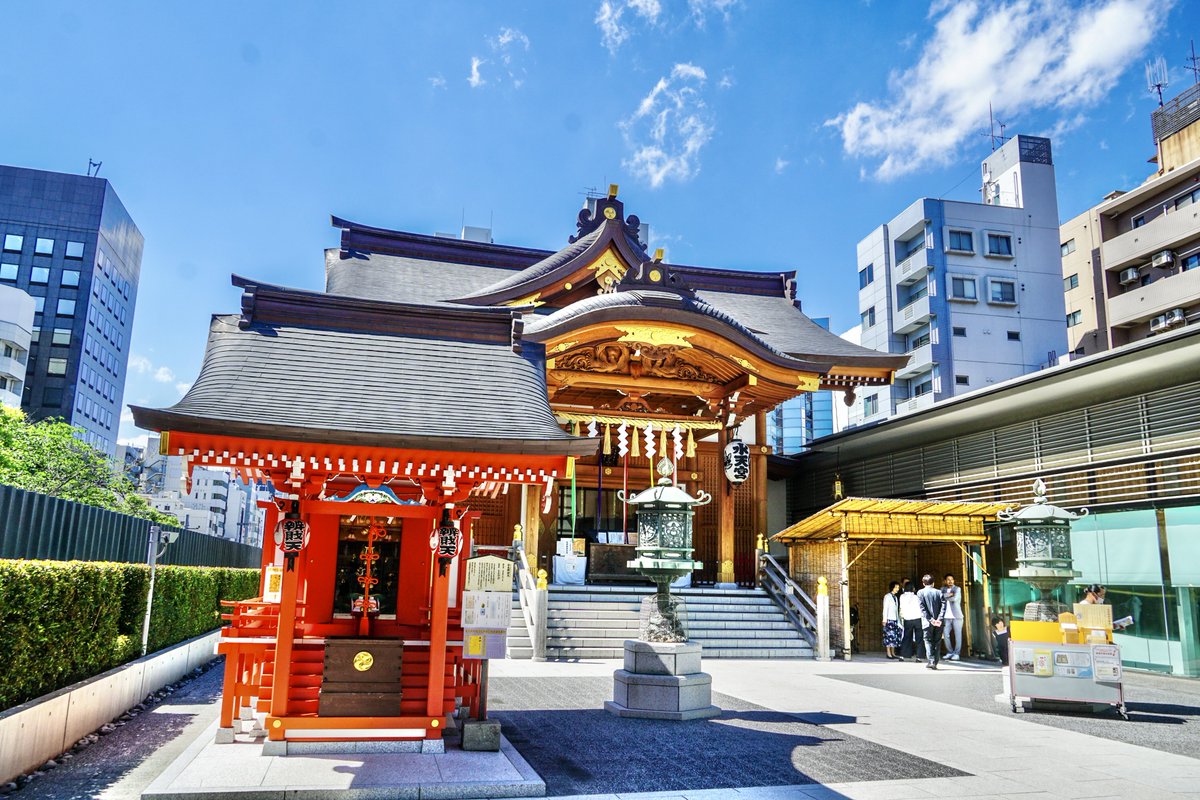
1064;273;1079;291
34;238;54;256
42;388;63;406
955;375;970;386
32;296;45;314
858;263;874;288
56;299;76;316
30;327;40;344
861;306;876;328
988;279;1016;304
1066;310;1082;327
986;233;1013;257
1132;216;1146;229
948;230;973;252
950;276;977;300
51;328;71;346
1181;253;1200;272
3;234;23;253
65;241;85;260
909;332;931;350
952;326;966;337
61;270;80;287
30;267;50;284
863;394;879;416
47;358;67;376
1061;239;1076;257
1007;330;1021;341
0;263;15;281
1175;188;1200;210
913;379;933;397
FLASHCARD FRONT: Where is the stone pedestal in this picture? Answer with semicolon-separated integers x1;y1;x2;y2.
604;640;720;721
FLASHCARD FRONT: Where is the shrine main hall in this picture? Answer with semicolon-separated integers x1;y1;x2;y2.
139;187;903;589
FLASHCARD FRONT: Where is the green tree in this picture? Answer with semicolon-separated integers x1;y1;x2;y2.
0;407;180;526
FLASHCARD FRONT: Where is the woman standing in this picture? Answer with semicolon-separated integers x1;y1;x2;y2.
882;581;902;659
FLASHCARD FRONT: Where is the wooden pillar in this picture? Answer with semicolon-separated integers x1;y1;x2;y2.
840;536;852;661
268;507;302;723
753;411;769;545
716;424;735;586
426;505;452;736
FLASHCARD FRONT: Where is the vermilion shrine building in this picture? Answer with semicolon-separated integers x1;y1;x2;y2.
131;188;904;747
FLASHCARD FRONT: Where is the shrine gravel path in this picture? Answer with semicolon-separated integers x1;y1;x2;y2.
489;675;966;796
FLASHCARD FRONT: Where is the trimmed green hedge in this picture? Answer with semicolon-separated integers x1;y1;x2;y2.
0;560;259;709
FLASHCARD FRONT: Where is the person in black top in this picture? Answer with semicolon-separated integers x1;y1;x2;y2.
917;574;946;669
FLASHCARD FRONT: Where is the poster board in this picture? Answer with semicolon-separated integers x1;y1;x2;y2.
464;629;507;660
465;556;514;592
1009;639;1124;711
461;590;513;629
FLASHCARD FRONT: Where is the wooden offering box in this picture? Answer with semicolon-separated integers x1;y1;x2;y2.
319;638;403;717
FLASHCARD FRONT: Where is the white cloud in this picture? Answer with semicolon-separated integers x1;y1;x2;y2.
129;354;152;373
621;63;715;188
596;1;631;55
153;366;175;383
774;157;790;174
118;433;149;449
467;56;486;88
826;0;1171;180
717;72;735;90
120;407;134;424
493;27;530;55
597;0;722;54
688;0;739;27
175;382;192;395
429;74;446;89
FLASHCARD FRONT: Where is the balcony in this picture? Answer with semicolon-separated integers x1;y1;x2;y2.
1101;206;1200;270
895;342;934;379
0;387;19;408
0;354;25;380
893;294;931;334
895;247;933;286
1107;267;1200;328
895;392;936;416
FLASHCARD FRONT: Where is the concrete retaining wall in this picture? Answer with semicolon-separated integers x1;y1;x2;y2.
0;629;222;784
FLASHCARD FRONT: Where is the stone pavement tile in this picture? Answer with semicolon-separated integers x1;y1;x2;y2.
197;759;273;787
283;787;417;800
815;780;932;799
261;756;357;789
897;774;1036;796
345;754;441;786
433;748;522;782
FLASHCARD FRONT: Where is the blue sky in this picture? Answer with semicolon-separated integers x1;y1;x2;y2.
0;0;1194;446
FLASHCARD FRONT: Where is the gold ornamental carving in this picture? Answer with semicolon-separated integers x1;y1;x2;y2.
506;292;545;308
795;373;821;392
614;325;694;348
588;247;629;294
352;651;374;672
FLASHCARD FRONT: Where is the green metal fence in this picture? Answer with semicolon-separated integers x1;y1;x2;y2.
0;483;262;568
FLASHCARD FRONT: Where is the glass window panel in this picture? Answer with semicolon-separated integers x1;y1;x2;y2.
3;234;23;253
989;280;1016;303
51;328;71;346
47;358;67;376
57;299;76;316
35;238;54;256
30;327;40;344
1070;510;1162;586
949;230;973;251
0;263;16;281
65;241;84;260
987;233;1013;256
30;267;49;284
1166;507;1200;586
951;276;977;299
61;270;80;287
33;297;45;314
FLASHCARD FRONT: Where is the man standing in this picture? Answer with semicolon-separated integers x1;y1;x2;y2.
942;573;963;661
917;574;946;670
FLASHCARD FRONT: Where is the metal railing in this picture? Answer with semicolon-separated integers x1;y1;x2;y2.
513;538;547;661
756;552;817;648
0;483;261;567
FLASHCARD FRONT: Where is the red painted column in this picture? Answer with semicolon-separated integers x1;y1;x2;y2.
425;505;453;736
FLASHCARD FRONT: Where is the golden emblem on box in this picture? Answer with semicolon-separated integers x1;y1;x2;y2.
352;651;374;672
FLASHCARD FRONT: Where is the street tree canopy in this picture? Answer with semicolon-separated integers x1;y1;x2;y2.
0;406;180;527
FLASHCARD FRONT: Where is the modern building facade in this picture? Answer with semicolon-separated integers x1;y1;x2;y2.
1061;83;1200;357
788;324;1200;678
770;318;835;454
0;166;142;453
851;135;1067;426
0;285;35;408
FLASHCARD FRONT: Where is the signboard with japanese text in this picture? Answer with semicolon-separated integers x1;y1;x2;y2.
275;518;309;553
723;439;750;484
430;522;463;559
465;555;515;592
463;629;507;660
461;590;513;629
262;566;283;603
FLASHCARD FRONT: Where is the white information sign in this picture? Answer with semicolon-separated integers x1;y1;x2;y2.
464;629;508;660
465;555;515;592
461;590;513;629
1092;644;1123;682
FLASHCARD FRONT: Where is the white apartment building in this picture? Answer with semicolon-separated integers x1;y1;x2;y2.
0;285;34;408
849;135;1068;426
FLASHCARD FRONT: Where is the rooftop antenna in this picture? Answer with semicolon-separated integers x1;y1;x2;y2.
1146;56;1169;106
1186;39;1200;86
979;103;1006;151
87;159;102;177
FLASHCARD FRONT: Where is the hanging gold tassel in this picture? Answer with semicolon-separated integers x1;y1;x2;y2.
631;428;641;458
603;424;612;455
658;428;668;461
571;420;580;436
686;428;696;458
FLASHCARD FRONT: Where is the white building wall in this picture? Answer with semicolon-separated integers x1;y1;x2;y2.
0;285;34;408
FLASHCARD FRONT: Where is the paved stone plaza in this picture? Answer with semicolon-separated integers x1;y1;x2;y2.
5;655;1199;799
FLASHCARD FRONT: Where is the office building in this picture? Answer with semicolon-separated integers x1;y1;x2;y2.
1061;83;1200;357
0;285;35;408
850;135;1067;426
0;165;143;454
771;318;835;453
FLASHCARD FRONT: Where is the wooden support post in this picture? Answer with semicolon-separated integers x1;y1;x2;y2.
425;505;452;736
716;423;735;586
269;537;301;720
840;536;852;662
753;411;769;556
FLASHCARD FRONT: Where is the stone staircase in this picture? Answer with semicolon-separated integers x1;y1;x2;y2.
506;585;812;660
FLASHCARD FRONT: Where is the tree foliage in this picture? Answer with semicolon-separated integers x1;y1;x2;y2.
0;407;180;526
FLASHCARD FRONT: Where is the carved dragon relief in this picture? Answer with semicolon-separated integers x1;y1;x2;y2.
553;342;721;384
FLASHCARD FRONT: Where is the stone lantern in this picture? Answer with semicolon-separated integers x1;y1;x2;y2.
605;457;719;721
998;478;1084;621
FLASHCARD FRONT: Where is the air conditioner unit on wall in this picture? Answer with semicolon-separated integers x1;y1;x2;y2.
1150;315;1168;332
1151;250;1175;268
1165;308;1187;326
1119;267;1140;285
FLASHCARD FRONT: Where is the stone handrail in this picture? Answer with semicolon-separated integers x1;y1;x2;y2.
757;552;818;648
513;540;547;661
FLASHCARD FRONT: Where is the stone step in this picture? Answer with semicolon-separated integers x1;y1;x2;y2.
546;585;766;596
547;626;804;641
547;595;776;607
545;646;811;660
547;635;809;650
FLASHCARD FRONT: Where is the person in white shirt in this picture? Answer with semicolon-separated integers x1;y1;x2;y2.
942;573;963;660
898;580;925;661
882;581;902;660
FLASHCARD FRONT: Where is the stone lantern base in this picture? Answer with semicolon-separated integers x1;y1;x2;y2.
604;641;721;721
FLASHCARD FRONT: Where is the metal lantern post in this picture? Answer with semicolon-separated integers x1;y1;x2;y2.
998;478;1084;621
618;457;711;642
